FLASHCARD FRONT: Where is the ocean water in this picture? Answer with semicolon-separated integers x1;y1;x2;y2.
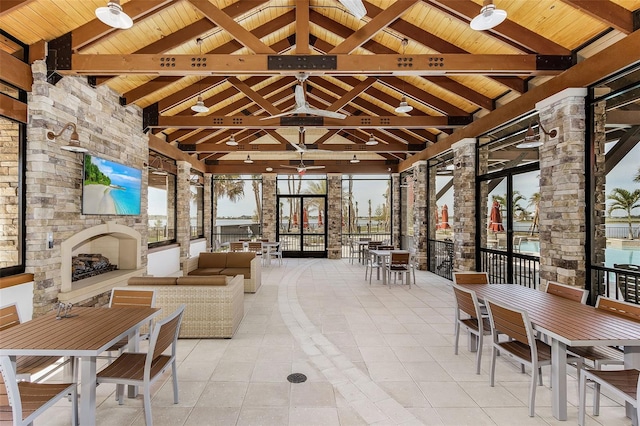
110;186;141;215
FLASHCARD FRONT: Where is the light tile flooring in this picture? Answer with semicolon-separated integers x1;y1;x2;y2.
41;258;632;425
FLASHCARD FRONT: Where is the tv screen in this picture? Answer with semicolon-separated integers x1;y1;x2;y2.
82;154;142;215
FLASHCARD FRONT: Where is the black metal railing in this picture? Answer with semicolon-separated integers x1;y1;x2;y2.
479;248;540;289
341;233;392;257
592;264;640;304
279;234;326;252
211;232;264;250
428;239;454;281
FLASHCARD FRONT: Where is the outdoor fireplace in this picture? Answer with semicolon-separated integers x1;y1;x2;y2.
71;253;118;281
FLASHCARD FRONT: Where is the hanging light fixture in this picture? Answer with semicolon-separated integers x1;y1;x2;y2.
47;122;87;153
350;155;360;164
244;155;253;164
266;167;273;172
95;0;133;30
191;38;210;114
226;135;238;146
470;0;507;31
516;121;558;149
395;39;413;114
365;134;378;146
149;156;167;175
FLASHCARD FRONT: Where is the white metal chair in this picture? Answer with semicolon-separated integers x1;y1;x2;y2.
97;304;185;426
485;298;552;417
452;284;491;374
0;355;78;426
579;368;640;426
269;242;283;266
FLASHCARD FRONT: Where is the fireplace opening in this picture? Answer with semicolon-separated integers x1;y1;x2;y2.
72;253;118;282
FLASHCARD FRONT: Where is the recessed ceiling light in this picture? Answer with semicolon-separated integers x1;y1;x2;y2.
266;167;273;172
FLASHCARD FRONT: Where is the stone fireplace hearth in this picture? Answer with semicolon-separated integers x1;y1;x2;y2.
59;222;144;304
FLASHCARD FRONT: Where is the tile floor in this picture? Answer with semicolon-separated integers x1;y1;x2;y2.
40;258;632;425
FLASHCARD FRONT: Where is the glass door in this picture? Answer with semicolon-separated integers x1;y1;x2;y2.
277;195;327;257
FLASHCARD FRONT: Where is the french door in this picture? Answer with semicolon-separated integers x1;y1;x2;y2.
277;195;327;258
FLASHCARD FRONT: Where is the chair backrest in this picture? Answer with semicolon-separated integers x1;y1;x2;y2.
452;284;483;322
545;281;588;304
247;242;263;253
147;305;186;369
109;288;156;309
485;298;534;347
390;252;410;266
377;245;395;250
0;354;22;421
367;241;382;249
230;242;244;252
0;304;20;332
453;272;489;285
596;296;640;322
359;237;372;242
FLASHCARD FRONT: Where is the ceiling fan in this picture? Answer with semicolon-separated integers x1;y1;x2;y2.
262;73;347;120
287;127;329;153
280;152;325;175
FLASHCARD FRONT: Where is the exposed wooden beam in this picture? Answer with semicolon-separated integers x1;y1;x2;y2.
330;0;419;54
158;76;228;112
206;161;393;174
0;0;34;16
605;110;640;126
327;77;377;111
0;49;32;91
149;134;204;172
228;77;280;115
605;126;640;171
265;130;290;147
0;93;27;123
295;0;310;54
400;28;640;170
28;40;46;63
69;53;569;76
187;0;275;54
156;115;465;129
562;0;634;34
182;140;418;153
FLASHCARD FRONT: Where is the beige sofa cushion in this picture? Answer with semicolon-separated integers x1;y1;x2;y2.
177;276;228;286
198;253;228;268
128;277;177;286
190;268;225;275
226;252;255;268
221;268;250;279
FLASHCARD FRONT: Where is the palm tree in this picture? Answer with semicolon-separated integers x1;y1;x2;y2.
528;192;540;236
607;188;640;239
251;177;261;221
635;167;640;182
212;175;245;227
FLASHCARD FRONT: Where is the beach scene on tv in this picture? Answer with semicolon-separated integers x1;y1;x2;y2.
82;155;142;215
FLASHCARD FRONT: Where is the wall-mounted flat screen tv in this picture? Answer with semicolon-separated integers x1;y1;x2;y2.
82;154;142;215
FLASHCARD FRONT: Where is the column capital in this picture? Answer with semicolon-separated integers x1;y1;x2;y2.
535;88;588;112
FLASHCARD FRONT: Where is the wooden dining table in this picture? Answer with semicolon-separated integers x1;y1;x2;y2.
458;283;640;421
0;306;160;425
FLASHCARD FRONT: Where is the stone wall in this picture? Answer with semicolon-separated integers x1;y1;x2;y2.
0;117;19;268
327;173;342;259
27;61;148;316
537;88;588;289
412;161;428;268
176;161;191;266
204;173;212;249
261;173;277;241
452;138;477;271
592;101;607;268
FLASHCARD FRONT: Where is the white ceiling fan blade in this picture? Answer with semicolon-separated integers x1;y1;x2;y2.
259;111;294;120
304;165;325;170
287;139;306;152
294;85;306;108
338;0;367;19
305;107;347;119
279;165;299;169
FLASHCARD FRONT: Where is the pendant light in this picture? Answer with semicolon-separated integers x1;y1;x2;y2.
48;122;88;153
191;38;210;114
350;155;360;164
395;39;413;114
226;135;238;146
470;0;507;31
365;134;378;146
244;155;253;164
95;0;133;30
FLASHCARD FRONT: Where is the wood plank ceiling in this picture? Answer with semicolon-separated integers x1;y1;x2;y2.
1;0;639;174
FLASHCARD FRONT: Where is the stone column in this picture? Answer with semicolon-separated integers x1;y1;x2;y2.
203;173;212;250
427;163;437;271
592;100;607;267
412;161;428;269
327;173;342;259
176;161;191;268
391;173;401;248
261;173;277;241
537;88;588;289
452;138;477;271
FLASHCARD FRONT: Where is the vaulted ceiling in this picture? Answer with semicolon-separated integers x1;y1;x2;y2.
1;0;639;174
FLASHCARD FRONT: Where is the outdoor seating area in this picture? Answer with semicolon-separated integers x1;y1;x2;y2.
4;258;640;426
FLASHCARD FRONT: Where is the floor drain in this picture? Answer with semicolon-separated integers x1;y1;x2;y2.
287;373;307;383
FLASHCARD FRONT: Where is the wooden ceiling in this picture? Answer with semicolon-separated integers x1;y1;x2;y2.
2;0;639;174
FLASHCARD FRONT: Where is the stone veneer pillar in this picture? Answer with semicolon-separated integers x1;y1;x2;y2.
261;173;277;241
204;173;212;250
412;161;428;269
427;163;437;270
537;88;588;289
391;173;401;248
27;61;148;316
592;101;607;268
327;173;342;259
452;138;477;271
176;161;191;268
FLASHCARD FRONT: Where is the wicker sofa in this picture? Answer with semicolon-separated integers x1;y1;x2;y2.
184;252;262;293
127;275;244;338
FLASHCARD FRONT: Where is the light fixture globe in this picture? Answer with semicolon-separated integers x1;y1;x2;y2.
265;167;273;172
244;155;253;164
191;96;209;113
226;135;238;146
350;155;360;164
516;140;543;149
95;1;133;30
365;134;378;146
61;141;88;153
470;1;507;31
395;97;413;113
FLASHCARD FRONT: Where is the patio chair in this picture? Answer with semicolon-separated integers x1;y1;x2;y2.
452;284;491;374
97;304;185;426
545;281;589;304
229;242;245;252
0;355;78;426
452;272;489;285
485;298;552;417
614;264;640;303
247;242;264;264
269;242;283;266
364;241;383;282
578;368;640;426
386;252;411;288
0;304;66;382
408;249;418;284
104;288;157;358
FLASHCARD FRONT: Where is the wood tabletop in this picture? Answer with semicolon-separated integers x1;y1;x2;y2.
0;307;159;356
459;284;640;347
